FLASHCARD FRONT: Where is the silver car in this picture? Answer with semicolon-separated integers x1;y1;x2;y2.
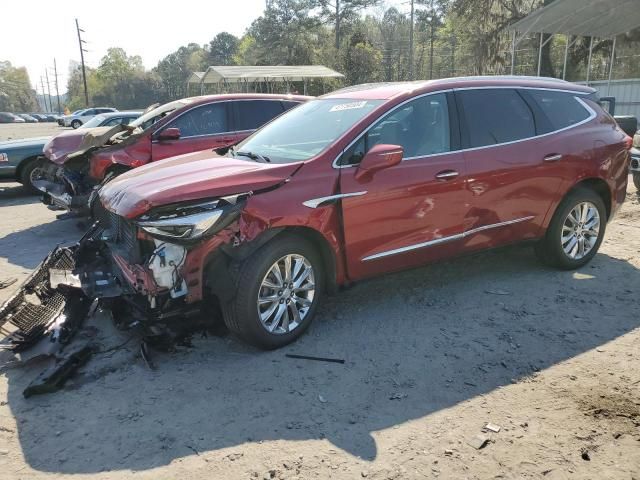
60;107;118;129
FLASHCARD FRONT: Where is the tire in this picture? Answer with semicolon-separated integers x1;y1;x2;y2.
18;157;45;194
633;173;640;191
71;120;82;129
535;187;606;270
221;235;323;349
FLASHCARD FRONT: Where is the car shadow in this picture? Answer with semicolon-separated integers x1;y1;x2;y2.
0;182;40;205
2;244;640;474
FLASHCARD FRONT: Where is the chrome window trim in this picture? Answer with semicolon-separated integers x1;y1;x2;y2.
151;98;292;139
303;191;367;208
361;215;535;261
333;87;596;169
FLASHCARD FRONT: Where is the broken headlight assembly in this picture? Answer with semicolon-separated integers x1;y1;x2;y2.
136;193;248;243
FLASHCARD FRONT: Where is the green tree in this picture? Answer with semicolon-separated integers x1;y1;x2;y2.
155;43;208;99
0;61;38;112
343;31;382;84
315;0;380;49
209;32;239;65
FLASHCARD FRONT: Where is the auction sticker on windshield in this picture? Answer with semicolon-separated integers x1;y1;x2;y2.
330;101;368;112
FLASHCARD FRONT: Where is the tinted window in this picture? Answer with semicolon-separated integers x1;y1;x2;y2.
281;101;301;111
167;103;228;137
527;90;591;131
103;117;125;126
342;93;450;165
235;100;284;131
458;89;535;148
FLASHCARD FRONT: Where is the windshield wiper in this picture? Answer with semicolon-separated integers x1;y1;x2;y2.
235;150;271;163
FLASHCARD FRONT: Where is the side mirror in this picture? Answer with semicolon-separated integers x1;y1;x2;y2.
157;127;181;141
355;144;403;180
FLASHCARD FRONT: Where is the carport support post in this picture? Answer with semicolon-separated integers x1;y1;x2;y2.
586;36;594;84
607;36;617;95
562;34;570;80
537;32;544;76
510;31;516;75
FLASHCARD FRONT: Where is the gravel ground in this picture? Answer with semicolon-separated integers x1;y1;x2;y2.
0;125;638;479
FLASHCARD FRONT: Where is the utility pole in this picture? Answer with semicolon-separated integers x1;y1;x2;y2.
409;0;414;80
44;69;53;112
40;77;46;112
450;35;456;76
53;59;62;114
75;18;89;107
429;16;435;80
335;0;340;50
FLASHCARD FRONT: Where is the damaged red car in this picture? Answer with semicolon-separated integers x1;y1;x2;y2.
1;77;629;352
33;94;310;213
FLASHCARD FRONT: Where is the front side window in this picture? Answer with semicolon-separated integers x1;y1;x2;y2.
232;98;383;163
234;100;285;131
527;90;591;131
341;93;451;165
80;115;106;128
166;103;228;138
458;89;535;148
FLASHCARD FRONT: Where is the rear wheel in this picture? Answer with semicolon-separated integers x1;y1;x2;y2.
535;188;606;269
71;119;82;129
633;173;640;191
221;235;323;349
19;157;45;194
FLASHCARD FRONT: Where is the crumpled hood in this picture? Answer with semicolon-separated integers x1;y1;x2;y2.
99;150;302;219
44;125;126;164
0;136;50;150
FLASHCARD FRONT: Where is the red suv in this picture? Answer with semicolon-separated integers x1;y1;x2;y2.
3;77;629;351
34;94;310;212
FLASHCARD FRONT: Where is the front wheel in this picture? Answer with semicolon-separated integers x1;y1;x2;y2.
535;188;606;270
221;235;323;349
633;173;640;191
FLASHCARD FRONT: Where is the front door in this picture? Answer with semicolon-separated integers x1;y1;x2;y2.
151;102;237;162
338;92;471;280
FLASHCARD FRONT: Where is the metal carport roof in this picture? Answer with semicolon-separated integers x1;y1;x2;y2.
507;0;640;38
188;66;344;85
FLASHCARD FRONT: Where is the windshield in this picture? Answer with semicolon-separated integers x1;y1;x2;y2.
128;99;193;131
71;109;85;116
232;98;383;163
81;115;106;128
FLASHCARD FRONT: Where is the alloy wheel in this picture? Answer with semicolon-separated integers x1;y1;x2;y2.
561;201;600;260
257;254;316;334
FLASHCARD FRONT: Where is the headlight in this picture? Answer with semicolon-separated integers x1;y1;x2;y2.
138;209;224;241
136;194;247;242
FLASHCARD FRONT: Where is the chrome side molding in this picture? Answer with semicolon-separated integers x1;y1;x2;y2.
362;215;535;261
303;191;367;209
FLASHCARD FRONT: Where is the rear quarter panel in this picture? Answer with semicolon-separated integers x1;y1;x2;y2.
542;103;629;228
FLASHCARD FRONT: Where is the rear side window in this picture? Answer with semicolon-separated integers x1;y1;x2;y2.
234;100;284;131
527;90;591;130
457;89;535;148
281;101;301;111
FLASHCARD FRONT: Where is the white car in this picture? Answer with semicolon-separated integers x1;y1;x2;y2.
60;107;118;129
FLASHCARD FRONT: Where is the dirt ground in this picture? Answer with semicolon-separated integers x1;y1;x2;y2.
0;123;63;141
0;125;638;479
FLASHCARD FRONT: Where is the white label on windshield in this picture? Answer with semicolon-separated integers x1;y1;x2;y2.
330;101;368;112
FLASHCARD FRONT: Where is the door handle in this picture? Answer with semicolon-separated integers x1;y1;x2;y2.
543;153;563;162
435;170;459;180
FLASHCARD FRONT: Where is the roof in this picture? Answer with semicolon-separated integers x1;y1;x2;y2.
323;76;595;100
180;93;312;106
188;65;344;84
507;0;640;37
99;111;142;117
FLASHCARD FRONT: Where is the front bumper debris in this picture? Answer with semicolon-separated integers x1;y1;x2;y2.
0;247;90;352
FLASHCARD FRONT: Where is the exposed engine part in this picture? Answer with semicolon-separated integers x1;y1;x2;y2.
147;240;187;298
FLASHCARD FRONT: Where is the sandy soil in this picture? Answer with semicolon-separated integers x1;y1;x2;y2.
0;124;638;479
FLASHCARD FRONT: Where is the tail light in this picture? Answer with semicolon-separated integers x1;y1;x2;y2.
624;135;633;150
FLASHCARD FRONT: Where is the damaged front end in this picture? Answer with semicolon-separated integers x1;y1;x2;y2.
34;125;138;213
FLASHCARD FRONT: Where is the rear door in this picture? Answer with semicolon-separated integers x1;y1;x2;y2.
151;102;233;161
338;92;470;280
454;88;573;250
